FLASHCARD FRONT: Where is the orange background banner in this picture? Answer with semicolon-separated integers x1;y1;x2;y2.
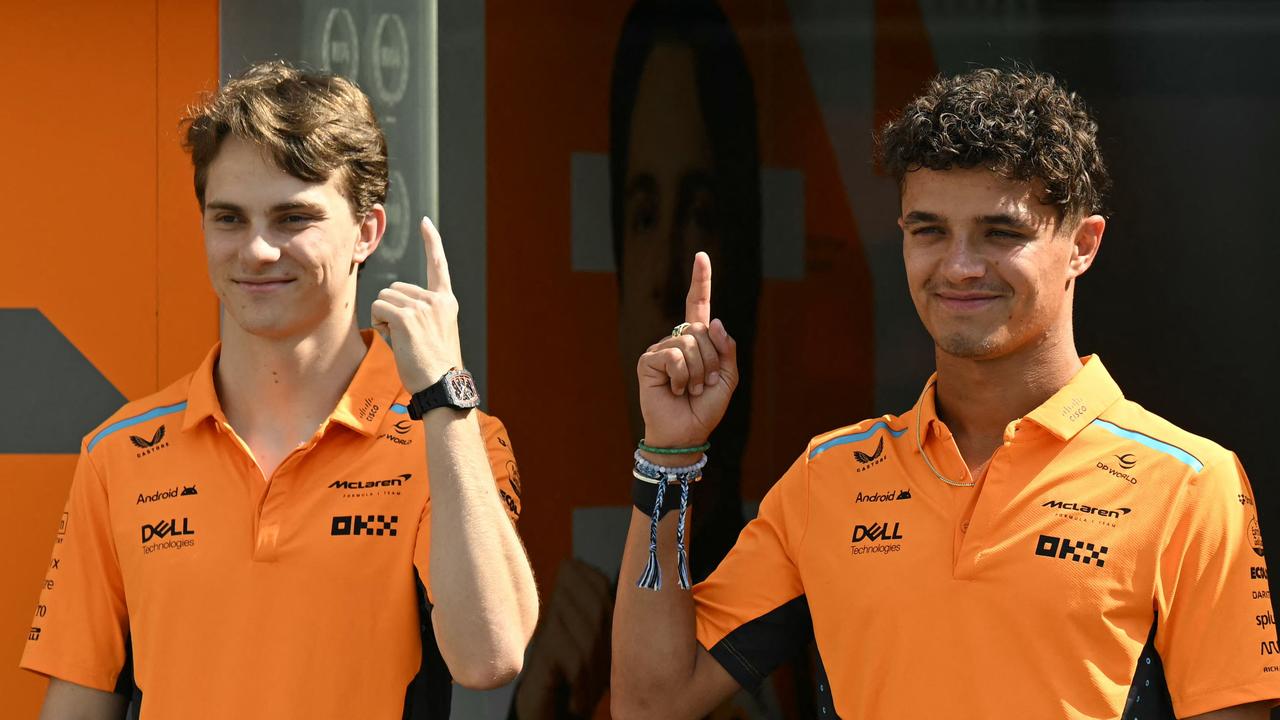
0;0;219;713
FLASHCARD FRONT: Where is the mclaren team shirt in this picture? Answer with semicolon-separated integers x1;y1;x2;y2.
693;356;1280;718
20;330;523;719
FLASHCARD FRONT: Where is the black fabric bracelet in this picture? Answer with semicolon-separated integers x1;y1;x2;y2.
632;475;685;519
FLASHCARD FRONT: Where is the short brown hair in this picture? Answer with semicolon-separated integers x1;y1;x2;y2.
182;60;388;218
877;67;1109;222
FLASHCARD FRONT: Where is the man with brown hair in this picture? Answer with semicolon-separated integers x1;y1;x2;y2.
21;61;537;719
611;67;1280;718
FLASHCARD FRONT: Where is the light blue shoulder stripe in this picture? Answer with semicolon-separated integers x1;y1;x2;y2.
1091;418;1204;472
87;402;188;453
809;421;907;460
390;403;408;415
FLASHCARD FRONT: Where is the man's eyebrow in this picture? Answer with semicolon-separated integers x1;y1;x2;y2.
270;200;327;214
902;211;942;224
204;201;243;213
978;213;1037;229
625;173;657;199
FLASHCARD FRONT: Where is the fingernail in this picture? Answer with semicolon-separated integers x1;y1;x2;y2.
708;371;720;386
692;384;704;395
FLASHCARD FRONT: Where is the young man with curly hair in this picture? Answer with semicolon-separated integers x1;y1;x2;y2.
611;67;1280;718
20;61;537;719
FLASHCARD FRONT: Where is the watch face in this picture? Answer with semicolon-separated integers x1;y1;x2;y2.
445;371;479;407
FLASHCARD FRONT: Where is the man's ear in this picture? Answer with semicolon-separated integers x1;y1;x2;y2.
354;203;387;266
1068;214;1105;279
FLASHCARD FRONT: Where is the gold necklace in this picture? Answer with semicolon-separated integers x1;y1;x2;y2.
914;379;977;488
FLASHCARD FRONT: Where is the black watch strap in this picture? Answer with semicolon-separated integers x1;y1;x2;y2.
407;369;479;419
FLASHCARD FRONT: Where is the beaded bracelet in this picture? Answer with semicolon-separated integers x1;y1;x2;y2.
638;439;711;455
633;450;708;482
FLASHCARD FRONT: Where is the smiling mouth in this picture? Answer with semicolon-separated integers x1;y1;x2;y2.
234;279;295;292
934;293;1003;311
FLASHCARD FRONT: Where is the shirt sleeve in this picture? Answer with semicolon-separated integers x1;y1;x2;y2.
1157;452;1280;716
19;444;129;692
692;451;812;691
478;413;522;524
412;411;522;603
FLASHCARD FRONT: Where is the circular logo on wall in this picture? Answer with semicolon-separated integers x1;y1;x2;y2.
379;170;411;264
370;13;410;106
321;8;360;79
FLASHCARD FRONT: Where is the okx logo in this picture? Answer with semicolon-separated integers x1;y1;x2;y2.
332;514;398;537
130;425;169;458
1035;534;1107;568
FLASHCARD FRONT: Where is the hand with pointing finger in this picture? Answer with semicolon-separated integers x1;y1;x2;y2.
371;217;464;394
636;252;739;458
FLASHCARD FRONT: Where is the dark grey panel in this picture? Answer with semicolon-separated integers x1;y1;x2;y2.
0;309;126;454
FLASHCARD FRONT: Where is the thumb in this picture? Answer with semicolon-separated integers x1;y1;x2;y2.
709;318;739;387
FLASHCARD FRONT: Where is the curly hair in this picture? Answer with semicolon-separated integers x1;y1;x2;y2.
182;60;388;219
877;67;1110;222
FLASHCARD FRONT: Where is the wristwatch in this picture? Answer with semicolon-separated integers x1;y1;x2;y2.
407;369;480;419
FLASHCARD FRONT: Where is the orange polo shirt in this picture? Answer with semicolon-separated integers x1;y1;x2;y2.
694;356;1280;718
20;331;522;719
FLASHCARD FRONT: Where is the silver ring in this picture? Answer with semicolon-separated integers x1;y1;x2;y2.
671;322;692;338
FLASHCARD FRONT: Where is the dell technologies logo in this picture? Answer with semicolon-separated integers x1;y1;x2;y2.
141;518;195;543
850;521;904;557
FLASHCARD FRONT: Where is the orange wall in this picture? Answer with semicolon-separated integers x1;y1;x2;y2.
0;0;219;714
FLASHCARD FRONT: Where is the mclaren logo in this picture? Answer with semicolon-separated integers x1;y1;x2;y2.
329;473;411;491
1042;500;1131;519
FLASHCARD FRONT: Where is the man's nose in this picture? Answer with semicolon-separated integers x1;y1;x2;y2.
938;234;986;283
242;225;282;264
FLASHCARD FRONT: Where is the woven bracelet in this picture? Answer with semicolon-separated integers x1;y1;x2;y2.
638;439;710;455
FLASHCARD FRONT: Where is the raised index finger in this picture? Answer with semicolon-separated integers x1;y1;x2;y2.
685;251;712;325
421;216;452;293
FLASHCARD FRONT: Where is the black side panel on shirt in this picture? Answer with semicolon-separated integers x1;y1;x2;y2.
1122;618;1174;719
811;645;838;718
403;576;453;719
706;594;815;693
115;633;142;720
